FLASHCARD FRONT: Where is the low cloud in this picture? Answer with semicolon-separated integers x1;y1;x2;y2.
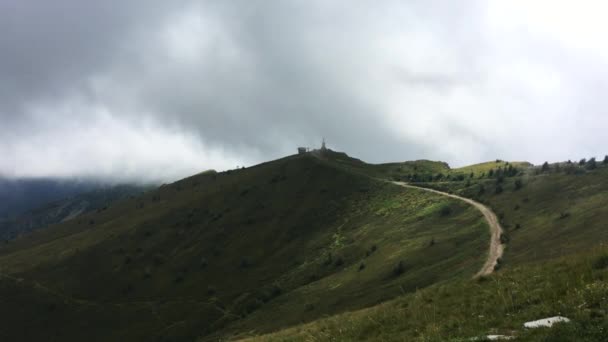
2;0;608;183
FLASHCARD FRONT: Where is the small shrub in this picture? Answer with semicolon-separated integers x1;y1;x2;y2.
604;155;608;165
393;260;406;277
541;161;550;172
358;262;366;271
207;286;216;295
259;284;282;302
495;185;503;194
143;266;152;279
592;255;608;269
304;303;315;311
200;257;208;269
124;255;132;265
439;204;452;217
240;258;251;269
153;254;165;266
515;223;521;229
122;284;134;295
429;238;435;247
334;257;344;267
587;157;597;170
174;273;184;283
499;233;509;244
514;179;523;190
244;298;263;315
323;253;333;266
476;275;489;283
559;212;571;219
494;258;503;271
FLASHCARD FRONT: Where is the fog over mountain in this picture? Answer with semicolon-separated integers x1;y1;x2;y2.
2;0;608;183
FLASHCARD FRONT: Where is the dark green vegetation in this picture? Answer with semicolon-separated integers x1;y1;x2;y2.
0;152;488;341
3;152;608;341
244;157;608;341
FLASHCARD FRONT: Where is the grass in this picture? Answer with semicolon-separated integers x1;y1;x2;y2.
412;160;608;264
238;246;608;341
2;151;607;341
453;160;532;177
0;152;488;341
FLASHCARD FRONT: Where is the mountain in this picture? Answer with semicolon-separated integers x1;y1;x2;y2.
0;178;105;218
0;184;149;241
0;151;487;341
243;158;608;341
0;152;607;341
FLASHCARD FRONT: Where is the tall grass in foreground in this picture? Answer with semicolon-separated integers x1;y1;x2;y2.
237;246;608;341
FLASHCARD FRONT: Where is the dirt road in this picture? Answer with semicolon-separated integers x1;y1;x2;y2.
392;182;504;278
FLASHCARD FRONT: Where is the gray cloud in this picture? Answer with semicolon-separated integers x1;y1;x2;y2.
2;1;608;182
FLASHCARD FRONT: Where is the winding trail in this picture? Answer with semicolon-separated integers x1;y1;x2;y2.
392;182;504;278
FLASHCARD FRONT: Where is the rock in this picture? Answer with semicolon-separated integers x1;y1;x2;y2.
486;335;515;340
523;316;571;328
469;335;514;341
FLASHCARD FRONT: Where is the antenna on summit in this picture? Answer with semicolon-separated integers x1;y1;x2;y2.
321;137;327;151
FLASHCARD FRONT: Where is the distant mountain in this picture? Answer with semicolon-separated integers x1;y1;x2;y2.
0;178;104;218
0;179;150;240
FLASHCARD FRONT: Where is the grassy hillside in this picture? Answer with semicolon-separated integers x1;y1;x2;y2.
0;152;488;341
412;159;608;264
453;160;532;177
240;245;608;341
317;150;450;180
236;157;608;341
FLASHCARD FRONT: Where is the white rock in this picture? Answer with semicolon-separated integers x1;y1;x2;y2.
469;335;514;341
486;335;515;340
523;316;571;328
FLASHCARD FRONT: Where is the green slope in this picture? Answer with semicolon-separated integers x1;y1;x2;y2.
0;152;488;341
234;158;608;342
241;246;608;341
412;160;608;264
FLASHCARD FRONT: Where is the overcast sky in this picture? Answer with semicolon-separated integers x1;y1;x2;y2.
2;1;608;183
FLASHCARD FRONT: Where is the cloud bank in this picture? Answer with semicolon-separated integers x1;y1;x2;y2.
2;0;608;182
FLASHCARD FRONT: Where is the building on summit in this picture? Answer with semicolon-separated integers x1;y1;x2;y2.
298;138;327;155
